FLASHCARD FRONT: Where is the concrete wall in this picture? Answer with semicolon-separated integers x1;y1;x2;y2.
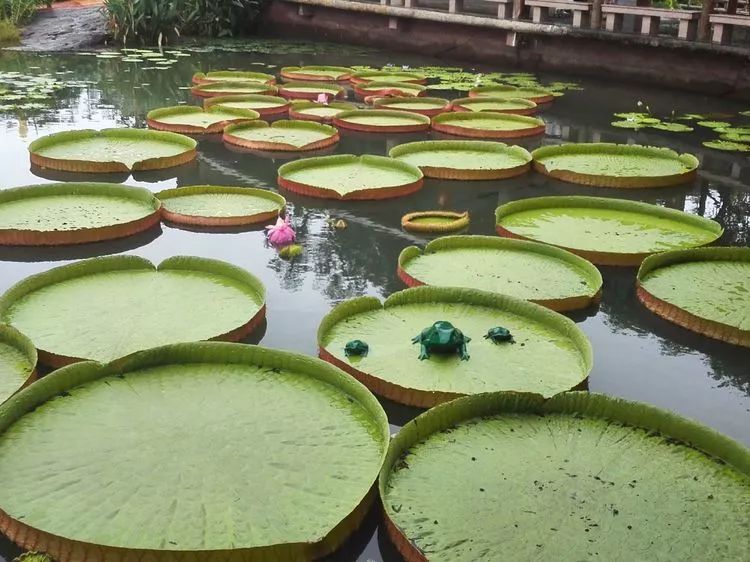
264;1;750;100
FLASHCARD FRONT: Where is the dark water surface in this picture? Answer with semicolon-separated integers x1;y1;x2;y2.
0;39;748;561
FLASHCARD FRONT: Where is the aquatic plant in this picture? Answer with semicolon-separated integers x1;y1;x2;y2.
265;215;296;246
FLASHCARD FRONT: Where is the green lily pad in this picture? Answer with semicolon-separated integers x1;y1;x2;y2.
431;112;545;138
0;324;36;405
280;65;353;81
373;97;449;116
637;247;750;346
333;109;430;132
388;140;532;180
0;342;388;560
0;182;160;246
611;120;646;129
191;81;278;99
531;143;699;188
355;81;427;97
650;122;694;132
146;105;259;133
192;70;275;84
350;70;427;84
469;85;555;104
703;140;750;152
380;391;750;562
697;121;732;129
496;196;723;266
288;100;357;121
716;127;750;135
157;185;285;227
278;81;345;100
223;120;339;151
451;96;538;114
720;132;750;142
0;256;266;365
29;128;197;173
318;286;592;407
398;236;602;310
203;94;290;117
278;154;423;200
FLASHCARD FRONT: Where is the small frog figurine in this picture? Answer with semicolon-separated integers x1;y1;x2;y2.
344;339;369;357
412;321;470;361
484;326;514;344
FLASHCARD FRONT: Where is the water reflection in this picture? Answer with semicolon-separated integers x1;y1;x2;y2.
0;43;748;562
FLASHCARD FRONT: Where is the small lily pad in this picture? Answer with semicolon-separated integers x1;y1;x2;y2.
702;140;750;152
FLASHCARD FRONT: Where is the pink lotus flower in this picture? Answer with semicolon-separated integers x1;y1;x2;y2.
316;93;329;105
265;215;296;246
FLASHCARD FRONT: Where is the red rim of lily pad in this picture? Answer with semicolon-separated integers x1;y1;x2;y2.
223;120;340;152
146;106;260;135
333;110;431;133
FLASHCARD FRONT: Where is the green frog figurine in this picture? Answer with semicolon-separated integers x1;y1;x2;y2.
344;339;369;357
412;321;470;361
484;326;514;344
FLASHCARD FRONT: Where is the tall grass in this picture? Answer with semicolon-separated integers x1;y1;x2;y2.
1;0;48;25
103;0;268;45
0;18;20;44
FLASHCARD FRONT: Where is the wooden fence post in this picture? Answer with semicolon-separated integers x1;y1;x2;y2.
698;0;715;41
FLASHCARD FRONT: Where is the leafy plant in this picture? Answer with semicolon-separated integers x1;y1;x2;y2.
0;0;48;25
0;18;19;44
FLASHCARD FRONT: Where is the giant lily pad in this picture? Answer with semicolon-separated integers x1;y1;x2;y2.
0;342;388;561
496;196;723;266
373;96;450;117
0;324;36;405
29;129;197;173
333;109;430;133
532;143;699;188
381;391;750;562
191;70;275;85
277;81;346;101
223;120;340;151
401;211;469;234
203;94;290;118
146;105;259;134
354;81;426;99
278;154;423;200
0;183;161;246
157;185;285;227
0;256;266;366
398;236;602;311
451;96;538;115
431;112;546;139
350;70;427;84
469;84;556;104
389;140;532;180
288;100;357;122
318;286;592;407
191;81;278;99
637;247;750;347
280;65;354;81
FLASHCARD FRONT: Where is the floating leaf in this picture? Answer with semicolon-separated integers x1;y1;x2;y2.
611;120;646;129
649;122;694;133
696;120;732;129
702;140;750;152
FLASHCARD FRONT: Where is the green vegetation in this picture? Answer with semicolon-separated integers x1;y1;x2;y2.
0;19;19;44
103;0;269;44
1;0;47;26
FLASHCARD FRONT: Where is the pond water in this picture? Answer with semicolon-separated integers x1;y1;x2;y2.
0;38;748;561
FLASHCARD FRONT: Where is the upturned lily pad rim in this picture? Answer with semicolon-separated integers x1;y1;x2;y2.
349;70;427;84
317;285;593;407
277;81;347;100
156;185;286;227
398;235;603;311
388;140;532;180
636;246;750;347
0;323;37;405
354;81;427;97
287;100;358;122
333;109;431;133
468;84;556;103
223;119;340;152
0;341;389;562
0;255;266;367
28;128;197;173
400;211;469;234
495;195;724;266
191;70;276;85
372;97;450;116
146;105;260;134
202;94;290;116
277;154;424;200
379;390;750;562
0;182;161;246
450;96;539;115
280;65;354;81
431;111;546;139
531;143;700;188
191;81;279;98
